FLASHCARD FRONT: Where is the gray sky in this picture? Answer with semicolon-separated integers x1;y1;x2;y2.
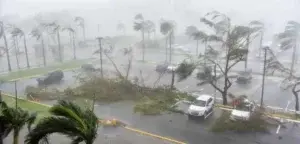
1;0;300;38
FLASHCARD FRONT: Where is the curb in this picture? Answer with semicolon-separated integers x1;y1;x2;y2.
2;92;187;144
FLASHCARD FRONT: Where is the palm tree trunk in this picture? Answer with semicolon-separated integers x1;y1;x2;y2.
3;30;12;71
97;38;103;78
170;70;175;90
169;31;172;63
245;34;250;70
13;130;19;144
165;37;168;62
41;37;46;66
82;26;86;42
259;31;264;58
290;43;297;78
142;30;145;61
196;40;199;56
292;90;299;111
204;40;207;65
23;36;30;69
72;33;76;60
57;31;62;62
14;38;20;69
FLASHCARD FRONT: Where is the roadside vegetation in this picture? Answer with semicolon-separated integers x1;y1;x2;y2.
211;110;272;133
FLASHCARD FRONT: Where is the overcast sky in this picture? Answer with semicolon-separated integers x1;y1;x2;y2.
1;0;300;38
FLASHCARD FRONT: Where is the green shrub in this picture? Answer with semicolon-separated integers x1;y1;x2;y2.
211;111;270;133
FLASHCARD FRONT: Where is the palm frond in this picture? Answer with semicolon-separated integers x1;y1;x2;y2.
160;21;174;35
185;25;198;36
25;117;84;144
175;61;196;81
134;14;144;20
133;22;143;31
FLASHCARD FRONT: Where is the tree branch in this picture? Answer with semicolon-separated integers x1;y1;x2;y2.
205;58;225;74
209;80;224;94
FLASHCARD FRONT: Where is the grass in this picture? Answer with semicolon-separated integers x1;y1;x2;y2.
0;59;91;81
2;94;50;121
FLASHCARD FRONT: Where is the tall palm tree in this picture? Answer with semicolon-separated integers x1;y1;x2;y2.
249;20;265;68
25;100;99;144
277;21;300;78
31;26;47;66
74;17;86;42
133;13;146;61
44;22;63;62
0;22;12;71
11;36;20;69
185;25;198;36
0;102;37;144
116;22;125;35
144;20;155;40
10;27;30;69
160;20;174;63
63;26;77;60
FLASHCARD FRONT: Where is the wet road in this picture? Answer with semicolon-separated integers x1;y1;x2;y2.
1;57;300;144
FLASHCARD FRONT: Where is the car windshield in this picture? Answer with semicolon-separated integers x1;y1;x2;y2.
193;100;206;107
236;104;251;111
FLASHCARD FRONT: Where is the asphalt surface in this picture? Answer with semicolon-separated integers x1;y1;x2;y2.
1;58;300;144
4;126;174;144
1;45;300;144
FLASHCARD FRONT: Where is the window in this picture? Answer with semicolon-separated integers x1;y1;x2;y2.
193;100;206;107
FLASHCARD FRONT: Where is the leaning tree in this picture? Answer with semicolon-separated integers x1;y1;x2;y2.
42;22;63;62
176;11;256;105
160;20;175;63
0;22;12;71
10;26;30;69
133;13;146;61
62;26;77;60
31;26;47;66
277;21;300;78
74;16;86;42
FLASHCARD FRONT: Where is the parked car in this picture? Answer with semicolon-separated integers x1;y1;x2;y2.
81;64;96;72
155;63;178;73
187;94;214;119
37;70;64;85
230;99;255;121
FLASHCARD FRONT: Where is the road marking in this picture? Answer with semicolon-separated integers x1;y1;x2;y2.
124;126;186;144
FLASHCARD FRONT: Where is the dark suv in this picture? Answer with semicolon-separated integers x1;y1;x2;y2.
37;70;64;85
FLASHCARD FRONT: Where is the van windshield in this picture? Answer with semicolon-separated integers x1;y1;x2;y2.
193;100;206;107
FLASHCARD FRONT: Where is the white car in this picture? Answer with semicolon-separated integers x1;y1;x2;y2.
187;94;214;119
230;99;255;121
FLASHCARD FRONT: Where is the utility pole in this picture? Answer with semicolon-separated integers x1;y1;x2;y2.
260;47;268;107
96;37;103;78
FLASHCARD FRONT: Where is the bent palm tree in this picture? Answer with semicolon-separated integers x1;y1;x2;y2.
160;20;174;63
133;13;146;61
277;21;300;78
117;22;126;35
10;27;30;68
63;26;77;60
25;100;99;144
31;27;47;66
74;17;86;41
144;20;155;40
44;22;63;62
0;102;37;144
0;22;12;71
249;20;264;58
